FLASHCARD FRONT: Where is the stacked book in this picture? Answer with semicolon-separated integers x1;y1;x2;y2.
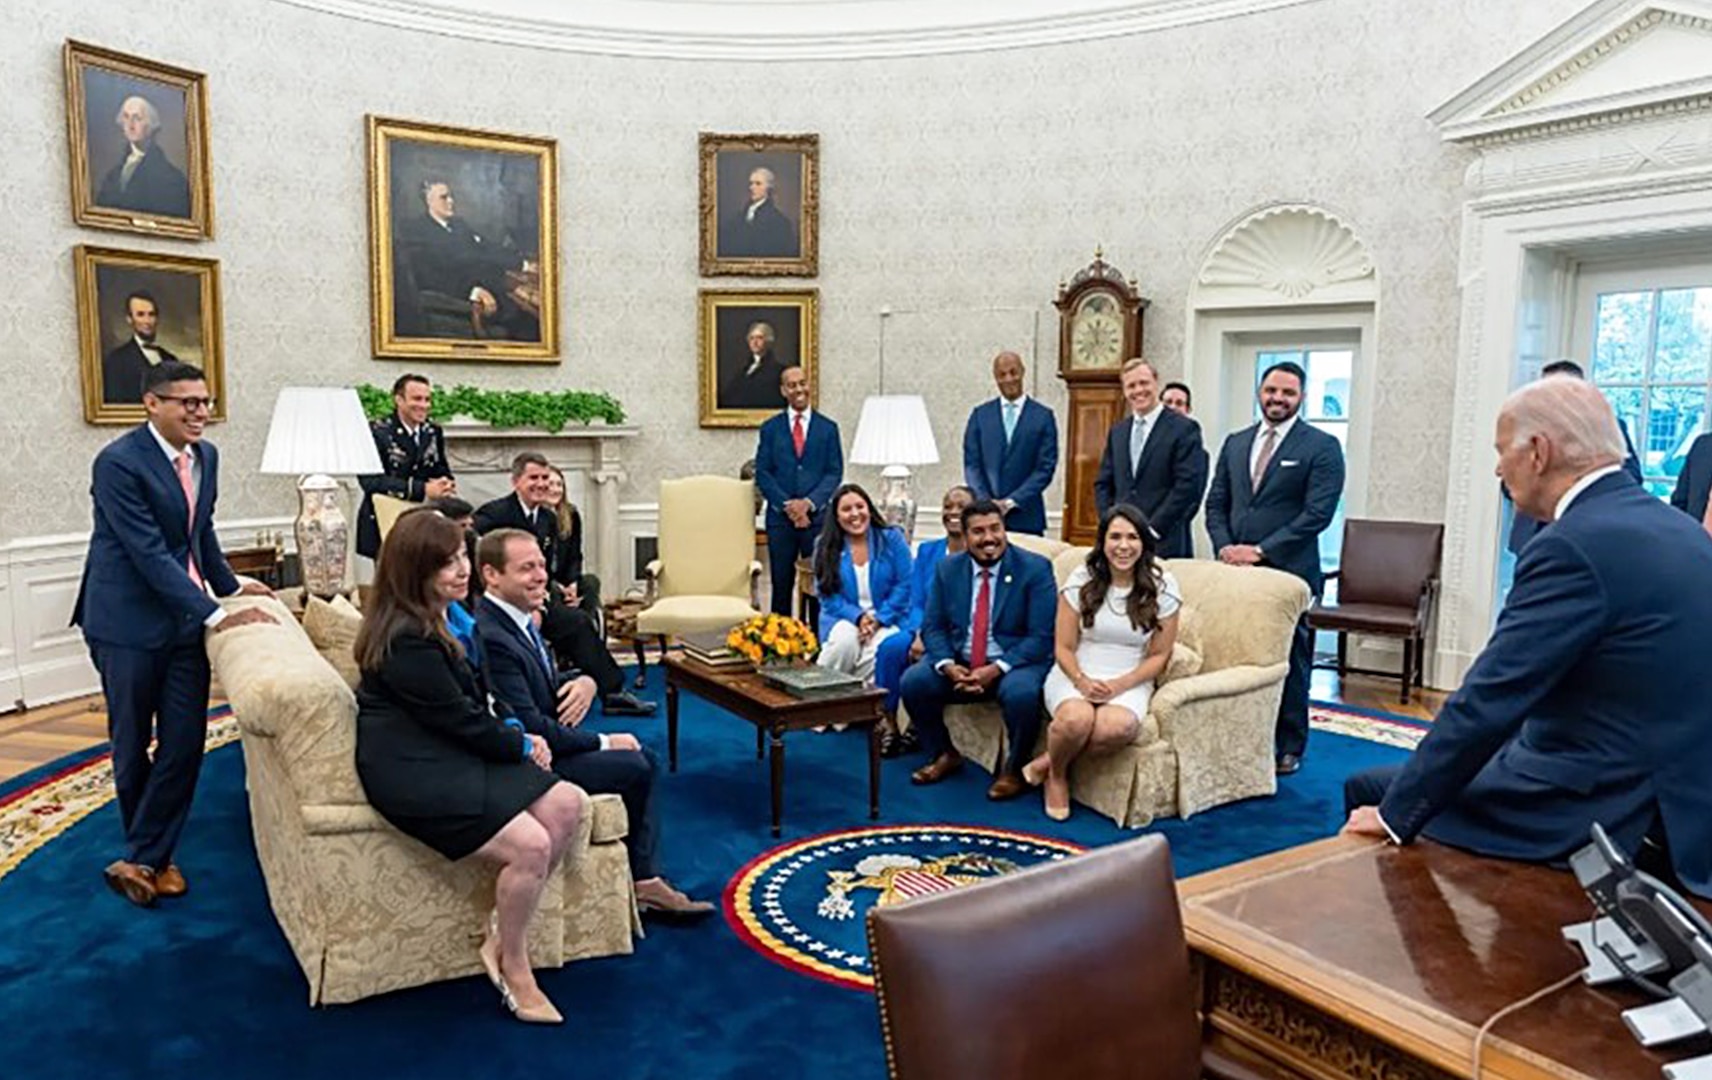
761;665;865;700
679;630;752;671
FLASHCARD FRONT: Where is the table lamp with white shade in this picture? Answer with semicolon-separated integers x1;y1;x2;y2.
260;387;383;597
848;394;939;543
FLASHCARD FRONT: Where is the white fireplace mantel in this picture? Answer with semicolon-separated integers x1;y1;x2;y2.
440;421;640;587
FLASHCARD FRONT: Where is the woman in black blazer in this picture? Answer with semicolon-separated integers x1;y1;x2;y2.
545;466;602;618
354;509;583;1025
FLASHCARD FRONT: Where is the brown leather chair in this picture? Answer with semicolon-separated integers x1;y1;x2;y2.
866;834;1266;1080
1307;519;1444;703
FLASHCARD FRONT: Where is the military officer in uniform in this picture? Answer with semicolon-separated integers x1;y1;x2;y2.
356;373;456;563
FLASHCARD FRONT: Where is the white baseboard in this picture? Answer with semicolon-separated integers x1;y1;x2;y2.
0;517;295;711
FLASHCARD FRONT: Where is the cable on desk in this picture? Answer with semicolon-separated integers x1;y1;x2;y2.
1471;970;1585;1080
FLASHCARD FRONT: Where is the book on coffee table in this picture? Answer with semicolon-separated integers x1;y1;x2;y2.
761;665;866;700
679;629;752;671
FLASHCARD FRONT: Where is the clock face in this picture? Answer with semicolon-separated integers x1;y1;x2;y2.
1070;292;1126;370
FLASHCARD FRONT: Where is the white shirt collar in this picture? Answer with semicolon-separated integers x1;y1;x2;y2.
135;335;162;355
1553;464;1624;522
485;592;537;636
515;492;542;519
146;422;192;465
999;392;1028;410
789;407;813;425
125;143;147;164
1132;402;1164;425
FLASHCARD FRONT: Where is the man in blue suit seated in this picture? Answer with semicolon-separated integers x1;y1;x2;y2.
1669;430;1712;537
74;362;276;907
962;351;1058;536
1345;376;1712;899
874;485;974;756
899;499;1057;800
474;529;711;917
1205;360;1344;776
755;365;842;616
1506;359;1642;555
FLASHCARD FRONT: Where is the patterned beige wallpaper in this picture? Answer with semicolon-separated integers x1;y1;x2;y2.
0;0;1590;543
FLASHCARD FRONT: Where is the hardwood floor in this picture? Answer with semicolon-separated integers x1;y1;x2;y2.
0;668;1446;786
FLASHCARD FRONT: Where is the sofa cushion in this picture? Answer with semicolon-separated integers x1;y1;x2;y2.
303;594;363;688
635;595;758;635
1159;642;1203;686
588;793;630;844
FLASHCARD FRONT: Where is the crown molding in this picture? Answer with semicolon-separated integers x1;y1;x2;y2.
271;0;1323;60
1433;0;1712;145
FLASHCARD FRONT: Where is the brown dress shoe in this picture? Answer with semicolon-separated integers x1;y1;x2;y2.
155;864;188;898
635;878;715;918
987;772;1028;801
910;752;964;785
104;860;157;907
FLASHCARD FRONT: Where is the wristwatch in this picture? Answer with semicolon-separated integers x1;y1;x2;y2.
1254;545;1266;562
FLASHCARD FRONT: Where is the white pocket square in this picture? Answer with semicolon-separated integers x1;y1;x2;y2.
1279;460;1300;467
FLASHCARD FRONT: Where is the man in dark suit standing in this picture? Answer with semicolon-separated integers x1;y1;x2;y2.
899;500;1057;800
73;362;274;907
355;373;455;561
101;291;181;406
473;453;654;716
962;351;1058;535
755;365;842;615
1506;360;1641;555
720;321;790;411
1093;359;1208;558
1345;376;1712;899
719;167;796;258
474;529;710;916
1670;431;1712;537
1205;360;1344;775
94;95;191;219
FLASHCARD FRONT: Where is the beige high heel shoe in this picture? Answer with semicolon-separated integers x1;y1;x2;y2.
481;910;564;1025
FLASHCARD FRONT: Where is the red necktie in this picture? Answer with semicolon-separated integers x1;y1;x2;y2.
791;413;806;458
969;569;992;668
176;451;204;590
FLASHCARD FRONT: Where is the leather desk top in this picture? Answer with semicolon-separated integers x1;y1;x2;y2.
1180;836;1712;1080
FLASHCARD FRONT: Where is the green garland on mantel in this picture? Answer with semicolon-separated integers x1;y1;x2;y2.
355;384;626;431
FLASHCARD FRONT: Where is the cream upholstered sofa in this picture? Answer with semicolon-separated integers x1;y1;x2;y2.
901;534;1311;827
206;595;640;1005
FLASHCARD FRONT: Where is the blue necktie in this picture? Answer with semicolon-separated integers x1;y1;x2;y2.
525;620;554;680
1002;401;1018;443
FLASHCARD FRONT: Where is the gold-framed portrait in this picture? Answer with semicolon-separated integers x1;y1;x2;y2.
64;41;213;240
699;289;819;428
76;245;224;425
367;115;559;362
699;133;819;277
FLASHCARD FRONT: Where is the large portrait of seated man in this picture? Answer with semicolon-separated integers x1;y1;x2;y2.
65;41;212;240
368;116;559;362
700;133;819;277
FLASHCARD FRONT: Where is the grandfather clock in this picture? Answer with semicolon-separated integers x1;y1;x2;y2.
1055;250;1148;545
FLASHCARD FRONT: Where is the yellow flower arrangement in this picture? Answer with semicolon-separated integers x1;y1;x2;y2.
727;613;819;666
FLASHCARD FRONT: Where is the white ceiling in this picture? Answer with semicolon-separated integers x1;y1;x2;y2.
275;0;1325;59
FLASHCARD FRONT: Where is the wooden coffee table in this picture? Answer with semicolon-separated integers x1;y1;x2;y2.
664;653;883;837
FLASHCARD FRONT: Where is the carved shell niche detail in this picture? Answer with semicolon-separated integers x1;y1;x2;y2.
1199;208;1375;300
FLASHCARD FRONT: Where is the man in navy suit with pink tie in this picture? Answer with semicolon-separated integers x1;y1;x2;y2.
73;362;274;907
755;365;842;615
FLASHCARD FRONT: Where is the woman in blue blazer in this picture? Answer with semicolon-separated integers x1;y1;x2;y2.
812;485;914;691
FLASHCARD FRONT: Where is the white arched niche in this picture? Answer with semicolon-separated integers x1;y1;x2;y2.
1182;202;1384;659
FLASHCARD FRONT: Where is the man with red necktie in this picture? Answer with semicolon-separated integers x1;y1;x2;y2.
898;500;1058;800
754;366;843;615
72;362;275;908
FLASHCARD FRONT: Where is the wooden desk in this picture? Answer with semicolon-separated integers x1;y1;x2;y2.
1180;837;1712;1080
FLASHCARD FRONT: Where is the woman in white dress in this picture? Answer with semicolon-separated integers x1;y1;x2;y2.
1026;504;1180;820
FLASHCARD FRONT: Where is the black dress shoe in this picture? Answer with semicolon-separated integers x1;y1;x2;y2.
602;692;657;717
1275;753;1302;776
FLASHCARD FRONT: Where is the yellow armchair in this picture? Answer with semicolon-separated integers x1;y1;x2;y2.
636;476;763;638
